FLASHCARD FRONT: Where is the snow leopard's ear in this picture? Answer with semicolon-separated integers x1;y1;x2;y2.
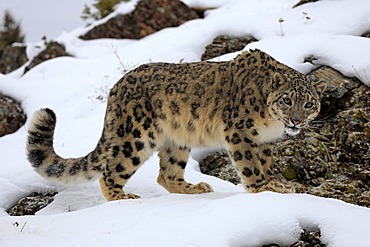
272;72;286;89
307;74;327;97
313;81;327;97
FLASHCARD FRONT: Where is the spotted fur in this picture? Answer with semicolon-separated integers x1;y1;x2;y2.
26;49;326;201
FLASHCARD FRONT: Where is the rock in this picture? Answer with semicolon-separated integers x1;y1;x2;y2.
0;94;27;137
290;230;326;247
311;66;350;97
191;7;209;18
273;133;330;187
80;0;199;40
0;45;28;74
201;35;257;61
24;41;71;74
199;151;240;185
263;230;325;247
362;31;370;38
7;192;57;216
293;0;320;8
335;108;370;164
309;66;361;119
199;66;370;207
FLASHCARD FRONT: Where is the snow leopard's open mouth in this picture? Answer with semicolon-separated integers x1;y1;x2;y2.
285;126;301;136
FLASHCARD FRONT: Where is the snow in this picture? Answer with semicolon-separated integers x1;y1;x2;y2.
2;192;370;247
0;0;370;246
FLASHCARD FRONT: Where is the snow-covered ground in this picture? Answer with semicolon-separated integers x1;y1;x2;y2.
0;0;370;246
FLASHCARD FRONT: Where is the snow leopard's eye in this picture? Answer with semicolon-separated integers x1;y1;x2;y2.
304;101;314;109
282;97;292;106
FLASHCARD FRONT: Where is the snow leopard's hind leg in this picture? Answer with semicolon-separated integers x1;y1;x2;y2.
157;144;213;194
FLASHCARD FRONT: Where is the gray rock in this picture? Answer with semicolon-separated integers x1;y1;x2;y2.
293;0;320;8
0;45;28;74
80;0;199;40
0;94;26;137
8;192;57;216
24;41;71;74
199;151;240;185
201;35;257;61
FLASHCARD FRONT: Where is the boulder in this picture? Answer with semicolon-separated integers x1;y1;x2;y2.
199;151;240;185
80;0;199;40
24;41;71;74
291;230;325;247
8;192;57;216
264;230;325;247
201;35;257;61
0;94;26;137
0;45;28;74
362;31;370;38
293;0;320;8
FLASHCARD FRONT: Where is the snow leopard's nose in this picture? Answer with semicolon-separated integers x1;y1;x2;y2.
290;118;302;126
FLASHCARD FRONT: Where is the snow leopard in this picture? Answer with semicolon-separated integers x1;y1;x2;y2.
26;49;327;201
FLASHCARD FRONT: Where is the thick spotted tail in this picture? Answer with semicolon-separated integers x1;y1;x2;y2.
26;108;104;183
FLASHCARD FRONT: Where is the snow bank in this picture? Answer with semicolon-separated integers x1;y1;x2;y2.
1;193;370;247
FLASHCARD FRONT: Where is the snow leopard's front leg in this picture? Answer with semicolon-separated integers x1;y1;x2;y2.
226;133;294;193
254;143;295;193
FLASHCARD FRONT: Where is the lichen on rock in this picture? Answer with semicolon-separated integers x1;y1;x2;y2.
201;35;257;61
0;45;28;74
80;0;200;40
0;94;26;137
7;192;57;216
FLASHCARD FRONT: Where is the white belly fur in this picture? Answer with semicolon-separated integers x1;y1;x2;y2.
256;120;285;144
